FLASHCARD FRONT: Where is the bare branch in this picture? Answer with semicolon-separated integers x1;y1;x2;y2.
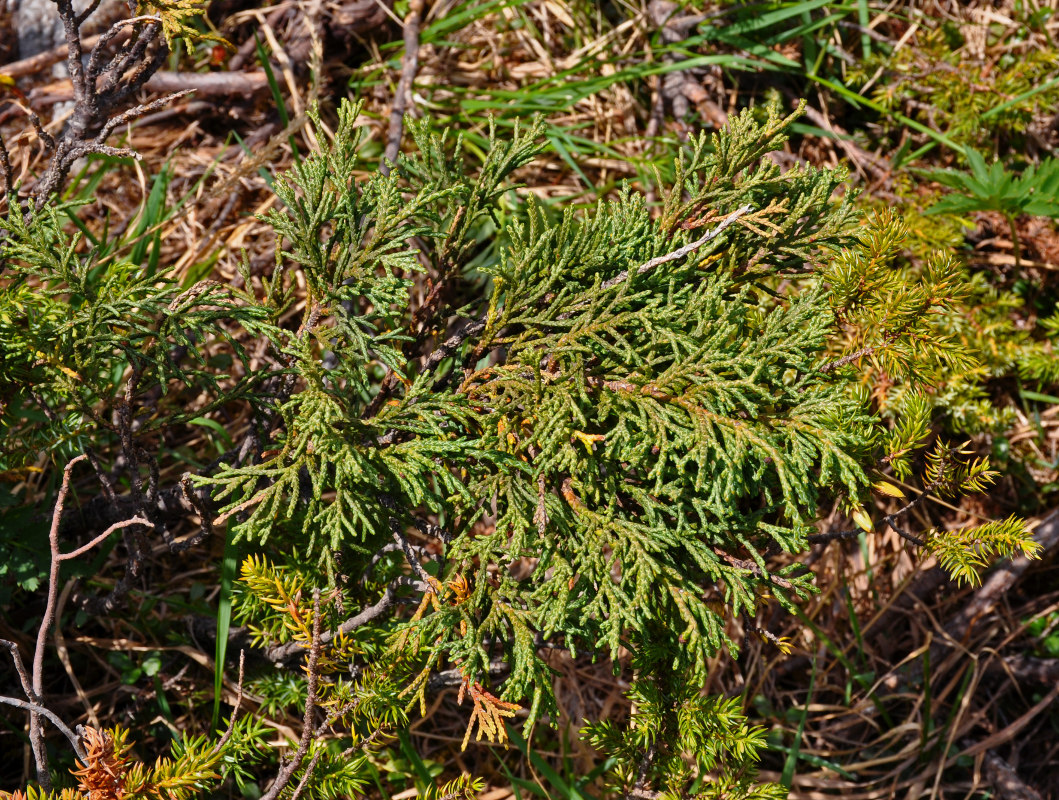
96;91;193;143
58;515;149;562
267;576;423;664
29;453;86;789
0;695;86;761
11;100;57;150
388;517;437;590
818;344;877;374
382;0;425;174
212;651;246;754
54;0;88;99
24;454;150;788
26;8;174;207
808;485;934;546
259;591;324;800
85;15;159;78
287;719;387;800
0;640;37;700
75;0;105;25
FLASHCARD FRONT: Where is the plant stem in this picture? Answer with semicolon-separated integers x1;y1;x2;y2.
1006;212;1022;276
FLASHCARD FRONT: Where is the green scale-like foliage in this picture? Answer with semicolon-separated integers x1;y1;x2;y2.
3;92;1043;798
0;201;276;470
210;100;875;717
201;99;1039;794
445;207;873;678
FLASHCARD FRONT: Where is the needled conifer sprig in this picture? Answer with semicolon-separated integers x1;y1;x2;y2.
812;211;1039;581
0;722;270;800
822;210;975;386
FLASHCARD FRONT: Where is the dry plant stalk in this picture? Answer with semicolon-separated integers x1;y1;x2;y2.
0;455;146;792
0;0;190;212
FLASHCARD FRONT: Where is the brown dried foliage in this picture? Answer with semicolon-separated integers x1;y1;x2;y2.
70;728;131;800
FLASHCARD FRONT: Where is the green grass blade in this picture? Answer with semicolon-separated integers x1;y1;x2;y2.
781;655;817;788
212;529;239;727
506;725;597;800
255;35;300;163
417;0;534;45
397;730;435;790
130;163;172;268
794;606;894;726
1021;389;1059;405
857;0;872;60
547;134;595;191
982;75;1059;120
710;0;837;39
806;73;967;157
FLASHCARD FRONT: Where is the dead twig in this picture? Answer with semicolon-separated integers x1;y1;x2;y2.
381;0;424;173
259;591;323;800
808;485;934;547
0;695;87;760
984;654;1059;685
981;746;1045;800
0;129;11;197
17;454;148;791
144;70;269;96
599;204;752;292
211;651;246;754
0;32;106;79
20;2;185;207
267;576;425;663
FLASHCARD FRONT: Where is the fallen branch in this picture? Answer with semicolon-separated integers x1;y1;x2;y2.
0;33;105;79
145;70;270;96
985;654;1059;685
981;746;1044;800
